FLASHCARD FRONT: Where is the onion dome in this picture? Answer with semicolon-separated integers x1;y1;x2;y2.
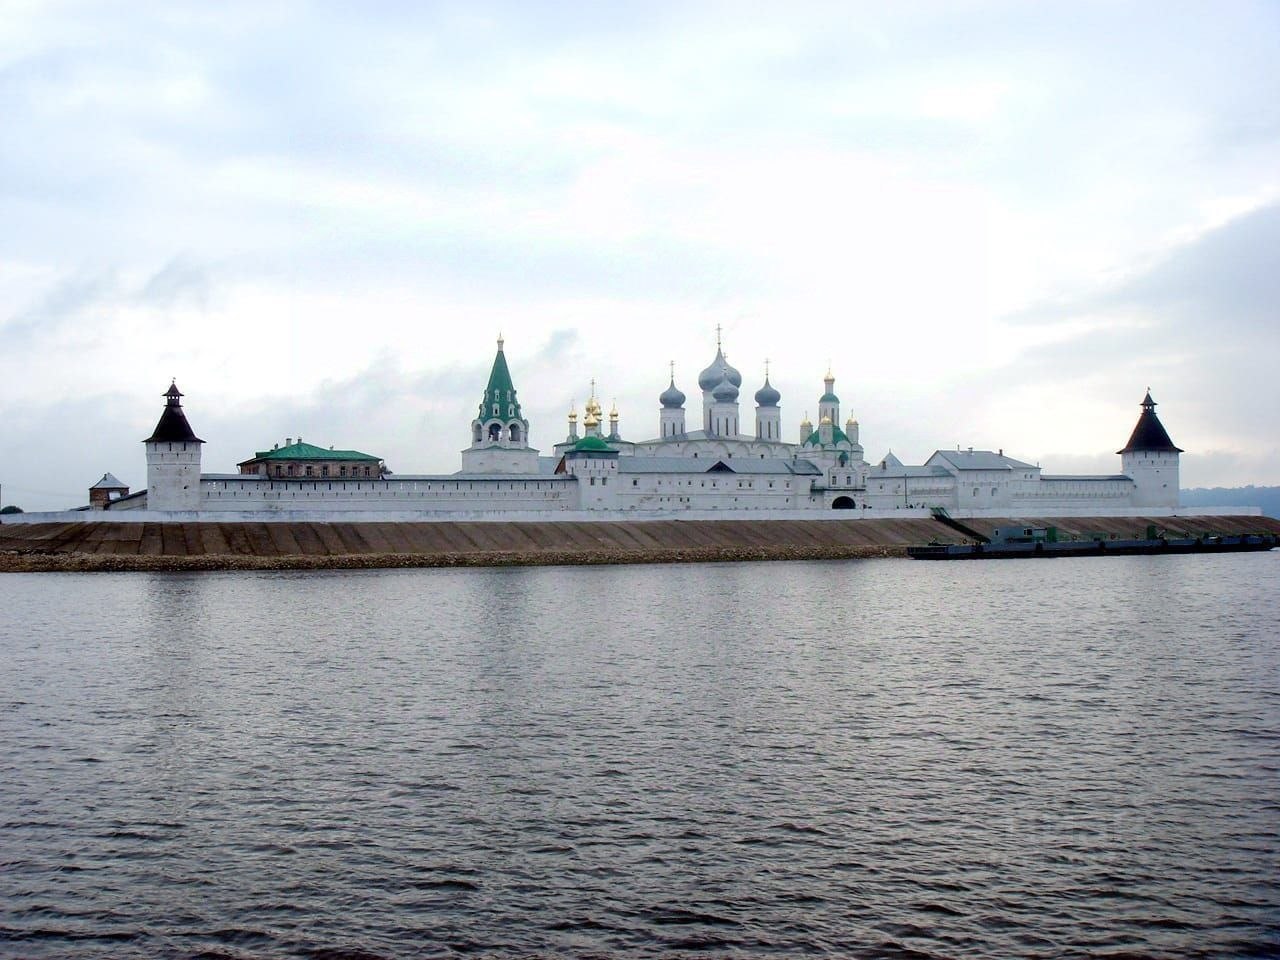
754;377;780;407
568;402;578;423
820;367;839;404
698;347;743;391
609;400;619;421
660;377;686;409
583;408;599;428
820;414;833;425
574;435;612;452
712;376;739;402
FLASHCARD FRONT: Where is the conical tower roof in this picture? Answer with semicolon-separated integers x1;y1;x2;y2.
144;381;203;443
478;335;522;420
1117;390;1182;454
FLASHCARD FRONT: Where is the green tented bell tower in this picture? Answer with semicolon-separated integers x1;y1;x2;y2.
460;335;540;474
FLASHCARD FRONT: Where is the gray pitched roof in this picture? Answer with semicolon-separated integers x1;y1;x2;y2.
871;464;953;479
930;449;1037;471
616;456;821;476
90;472;128;490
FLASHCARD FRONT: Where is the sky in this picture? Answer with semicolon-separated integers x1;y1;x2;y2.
1;1;1278;510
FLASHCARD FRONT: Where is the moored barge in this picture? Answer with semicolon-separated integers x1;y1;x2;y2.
908;524;1277;560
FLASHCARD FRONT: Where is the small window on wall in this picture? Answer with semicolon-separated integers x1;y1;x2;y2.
991;488;997;496
973;488;979;497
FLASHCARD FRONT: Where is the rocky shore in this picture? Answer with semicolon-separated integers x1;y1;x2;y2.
2;516;1276;573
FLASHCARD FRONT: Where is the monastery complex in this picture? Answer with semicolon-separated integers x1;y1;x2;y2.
65;334;1191;521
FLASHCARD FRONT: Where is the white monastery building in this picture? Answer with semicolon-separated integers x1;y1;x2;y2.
97;335;1184;518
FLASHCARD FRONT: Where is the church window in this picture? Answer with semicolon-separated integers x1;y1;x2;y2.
340;466;347;477
633;479;638;486
493;404;499;416
973;488;979;497
601;477;607;486
590;477;595;486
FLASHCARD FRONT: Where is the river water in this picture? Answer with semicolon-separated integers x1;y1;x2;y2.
2;553;1278;958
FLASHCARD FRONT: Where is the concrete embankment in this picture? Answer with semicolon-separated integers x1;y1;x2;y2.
2;515;1277;572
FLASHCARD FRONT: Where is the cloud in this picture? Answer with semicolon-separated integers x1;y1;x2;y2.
1;1;1279;503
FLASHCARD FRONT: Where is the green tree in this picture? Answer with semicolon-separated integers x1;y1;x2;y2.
0;505;23;514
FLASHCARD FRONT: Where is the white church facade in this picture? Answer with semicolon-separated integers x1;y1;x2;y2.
102;335;1183;518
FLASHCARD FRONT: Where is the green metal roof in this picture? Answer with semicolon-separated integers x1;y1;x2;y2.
803;425;851;447
479;343;523;421
251;441;380;461
573;435;612;452
819;391;840;403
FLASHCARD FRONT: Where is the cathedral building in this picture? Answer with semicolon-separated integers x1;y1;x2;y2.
96;335;1184;517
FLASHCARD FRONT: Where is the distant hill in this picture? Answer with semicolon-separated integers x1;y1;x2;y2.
1182;486;1280;519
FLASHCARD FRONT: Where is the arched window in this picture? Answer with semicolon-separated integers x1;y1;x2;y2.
509;423;521;442
488;423;502;441
473;424;482;443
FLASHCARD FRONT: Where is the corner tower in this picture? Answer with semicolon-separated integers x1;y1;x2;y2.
144;381;204;511
1119;390;1182;508
460;336;540;474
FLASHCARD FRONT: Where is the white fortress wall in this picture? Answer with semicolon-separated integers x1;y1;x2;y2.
3;505;1261;526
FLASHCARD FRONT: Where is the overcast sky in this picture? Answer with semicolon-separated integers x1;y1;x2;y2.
2;1;1278;510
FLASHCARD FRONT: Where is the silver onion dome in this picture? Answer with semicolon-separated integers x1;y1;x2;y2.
698;348;742;391
660;377;686;409
712;376;739;402
754;377;780;407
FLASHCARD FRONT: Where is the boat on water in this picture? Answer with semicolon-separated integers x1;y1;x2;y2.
907;524;1278;560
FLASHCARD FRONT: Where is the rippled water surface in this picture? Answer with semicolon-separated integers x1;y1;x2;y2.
3;553;1279;958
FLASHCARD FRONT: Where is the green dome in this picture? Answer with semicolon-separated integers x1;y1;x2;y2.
573;435;612;452
819;391;840;404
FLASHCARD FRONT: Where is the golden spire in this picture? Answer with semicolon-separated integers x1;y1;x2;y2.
568;400;578;422
609;399;618;421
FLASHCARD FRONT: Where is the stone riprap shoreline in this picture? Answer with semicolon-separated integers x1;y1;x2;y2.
2;515;1277;572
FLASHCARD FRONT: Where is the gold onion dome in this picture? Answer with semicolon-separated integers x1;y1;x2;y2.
583;409;599;427
820;415;833;425
609;401;618;420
